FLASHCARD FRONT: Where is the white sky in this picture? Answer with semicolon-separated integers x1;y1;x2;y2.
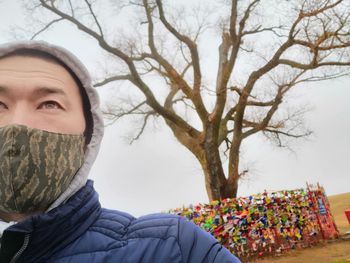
0;1;349;217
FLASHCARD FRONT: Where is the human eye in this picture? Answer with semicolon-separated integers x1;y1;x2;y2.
38;101;63;110
0;101;8;111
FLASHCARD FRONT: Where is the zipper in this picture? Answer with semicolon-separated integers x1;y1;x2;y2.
10;233;30;263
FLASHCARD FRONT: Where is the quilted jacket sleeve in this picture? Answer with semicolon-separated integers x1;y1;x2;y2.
178;217;241;263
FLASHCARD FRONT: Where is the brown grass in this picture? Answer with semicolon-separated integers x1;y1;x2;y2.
328;192;350;235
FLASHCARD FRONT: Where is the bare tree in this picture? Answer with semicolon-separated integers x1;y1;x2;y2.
22;0;350;200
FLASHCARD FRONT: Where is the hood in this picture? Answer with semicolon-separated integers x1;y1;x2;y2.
0;41;104;210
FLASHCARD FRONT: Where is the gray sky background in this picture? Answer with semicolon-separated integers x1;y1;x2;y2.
0;1;349;217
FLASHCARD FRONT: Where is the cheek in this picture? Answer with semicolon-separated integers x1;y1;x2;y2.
33;111;86;135
69;111;86;134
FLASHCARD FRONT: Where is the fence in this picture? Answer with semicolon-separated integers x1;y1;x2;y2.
169;183;338;261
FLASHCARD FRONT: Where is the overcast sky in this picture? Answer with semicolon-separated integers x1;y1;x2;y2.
0;1;349;217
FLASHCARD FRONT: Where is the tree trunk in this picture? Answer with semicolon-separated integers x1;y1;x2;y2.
201;122;229;201
224;134;242;199
166;120;239;201
220;172;238;199
198;159;220;201
199;161;238;201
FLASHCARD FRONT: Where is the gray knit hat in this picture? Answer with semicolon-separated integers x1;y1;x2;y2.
0;41;104;210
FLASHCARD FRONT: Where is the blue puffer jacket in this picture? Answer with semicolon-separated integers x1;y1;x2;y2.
0;181;240;263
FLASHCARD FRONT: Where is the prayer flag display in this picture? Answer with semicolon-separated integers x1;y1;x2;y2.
170;183;338;260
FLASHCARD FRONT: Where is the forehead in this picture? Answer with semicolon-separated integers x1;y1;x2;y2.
0;55;69;77
0;55;81;94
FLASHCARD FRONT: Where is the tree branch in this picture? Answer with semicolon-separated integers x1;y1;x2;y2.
94;74;132;87
155;0;202;92
68;0;75;17
103;100;148;120
242;25;285;37
39;0;200;138
264;128;312;139
83;0;104;38
263;127;312;148
300;0;343;18
129;111;155;144
279;59;350;69
142;0;208;122
30;18;64;40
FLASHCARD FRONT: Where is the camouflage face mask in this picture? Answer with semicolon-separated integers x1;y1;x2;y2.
0;125;85;214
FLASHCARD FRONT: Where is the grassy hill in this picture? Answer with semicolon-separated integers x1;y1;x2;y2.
328;192;350;235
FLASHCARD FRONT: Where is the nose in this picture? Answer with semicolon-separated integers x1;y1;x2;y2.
5;104;34;128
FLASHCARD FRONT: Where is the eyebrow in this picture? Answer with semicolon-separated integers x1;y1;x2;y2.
32;86;67;97
0;86;9;94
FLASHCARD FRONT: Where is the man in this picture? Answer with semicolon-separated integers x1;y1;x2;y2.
0;41;240;263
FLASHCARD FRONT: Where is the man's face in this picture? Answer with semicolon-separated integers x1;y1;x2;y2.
0;56;85;134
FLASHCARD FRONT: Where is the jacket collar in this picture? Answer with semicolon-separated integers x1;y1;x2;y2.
2;180;101;262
